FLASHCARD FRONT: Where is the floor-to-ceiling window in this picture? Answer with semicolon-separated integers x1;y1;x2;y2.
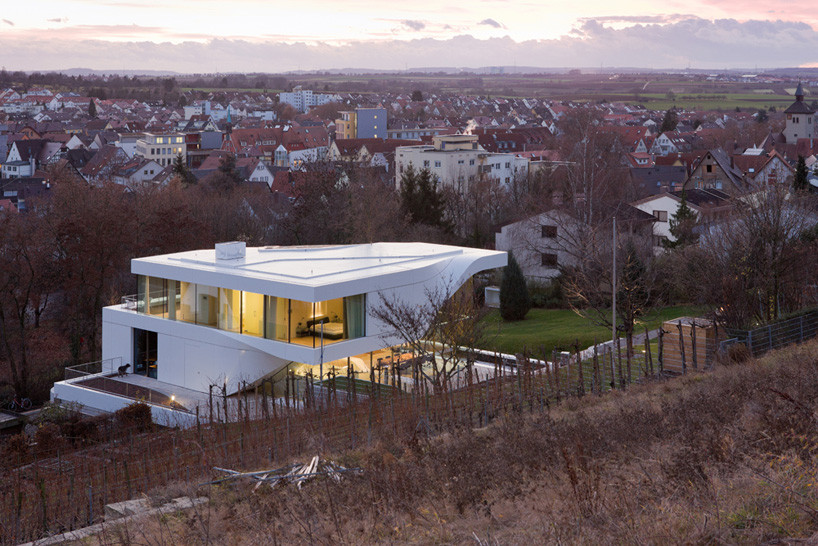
135;276;366;346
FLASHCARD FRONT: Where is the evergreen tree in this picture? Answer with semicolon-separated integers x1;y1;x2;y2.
659;108;678;133
88;99;97;118
411;90;424;102
663;191;699;249
500;252;531;321
209;154;243;192
172;154;196;186
400;165;450;231
794;155;809;192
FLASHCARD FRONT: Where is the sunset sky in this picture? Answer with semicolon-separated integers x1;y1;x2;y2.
2;1;818;72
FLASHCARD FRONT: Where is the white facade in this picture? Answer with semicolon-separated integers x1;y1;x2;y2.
279;87;337;113
395;134;521;192
134;133;187;167
631;193;682;250
52;242;506;418
495;210;577;281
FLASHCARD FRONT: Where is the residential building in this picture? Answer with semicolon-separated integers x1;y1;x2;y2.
135;133;187;167
335;107;387;140
50;242;506;424
395;134;523;192
279;87;337;113
683;148;747;196
355;107;387;139
112;158;164;187
335;111;357;140
496;205;655;281
630;189;732;251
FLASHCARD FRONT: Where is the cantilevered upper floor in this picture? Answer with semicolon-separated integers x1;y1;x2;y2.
131;241;506;303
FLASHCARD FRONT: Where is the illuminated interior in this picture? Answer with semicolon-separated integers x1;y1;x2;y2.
137;275;366;345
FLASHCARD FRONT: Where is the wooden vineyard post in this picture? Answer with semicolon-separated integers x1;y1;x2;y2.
677;320;686;374
542;347;554;400
645;326;654;376
690;321;698;371
575;339;584;397
608;341;616;390
626;340;632;385
658;328;664;373
593;340;600;395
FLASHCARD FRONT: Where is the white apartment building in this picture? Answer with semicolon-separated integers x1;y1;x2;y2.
395;134;525;193
279;86;338;113
135;133;187;167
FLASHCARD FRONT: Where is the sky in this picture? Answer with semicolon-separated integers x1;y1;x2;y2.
2;1;818;73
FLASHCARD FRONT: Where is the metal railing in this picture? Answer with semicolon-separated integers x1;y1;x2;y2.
64;357;122;381
121;294;138;310
724;309;818;357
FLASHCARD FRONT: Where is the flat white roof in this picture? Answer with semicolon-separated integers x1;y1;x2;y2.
132;242;507;302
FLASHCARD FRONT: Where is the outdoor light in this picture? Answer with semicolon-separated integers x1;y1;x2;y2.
171;395;176;402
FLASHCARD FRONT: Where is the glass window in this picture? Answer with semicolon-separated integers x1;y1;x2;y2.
197;285;218;327
178;282;196;323
343;294;366;339
137;275;167;316
264;296;289;341
168;280;179;320
242;292;264;337
219;288;241;333
290;299;315;346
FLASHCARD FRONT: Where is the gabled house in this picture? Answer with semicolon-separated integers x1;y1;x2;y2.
631;188;733;252
732;149;794;187
650;131;700;156
112;158;164;187
683;148;747;196
0;176;50;211
80;145;129;184
495;204;655;281
245;158;275;187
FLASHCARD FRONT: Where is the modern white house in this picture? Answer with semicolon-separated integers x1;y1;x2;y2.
51;242;506;424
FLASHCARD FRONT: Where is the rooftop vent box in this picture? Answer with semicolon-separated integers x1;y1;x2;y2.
215;241;246;260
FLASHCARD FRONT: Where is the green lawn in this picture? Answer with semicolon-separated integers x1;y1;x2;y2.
480;305;705;356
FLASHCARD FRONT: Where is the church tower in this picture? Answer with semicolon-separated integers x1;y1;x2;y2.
783;82;815;143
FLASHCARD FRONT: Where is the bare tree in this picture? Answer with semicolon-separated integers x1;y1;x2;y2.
674;184;818;328
370;282;486;393
0;212;57;397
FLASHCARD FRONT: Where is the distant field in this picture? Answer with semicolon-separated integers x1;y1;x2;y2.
619;92;794;112
180;87;276;93
179;73;801;112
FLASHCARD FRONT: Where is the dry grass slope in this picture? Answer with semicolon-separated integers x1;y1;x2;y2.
85;341;818;545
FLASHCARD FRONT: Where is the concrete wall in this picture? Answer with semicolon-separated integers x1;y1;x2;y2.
356;108;387;139
51;382;197;428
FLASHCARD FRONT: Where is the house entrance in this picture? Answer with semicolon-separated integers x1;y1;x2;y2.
133;328;158;379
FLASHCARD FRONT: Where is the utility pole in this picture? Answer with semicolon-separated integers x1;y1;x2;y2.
612;216;617;347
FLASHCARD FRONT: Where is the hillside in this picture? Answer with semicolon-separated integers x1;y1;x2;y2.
78;341;818;544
